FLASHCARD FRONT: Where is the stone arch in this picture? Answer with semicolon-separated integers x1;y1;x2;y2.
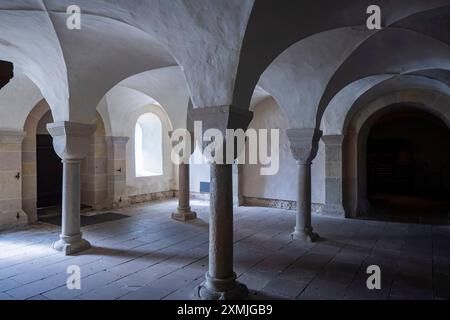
22;100;109;222
22;99;53;222
343;90;450;218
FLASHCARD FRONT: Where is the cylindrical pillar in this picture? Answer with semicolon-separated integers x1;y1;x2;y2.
291;161;319;242
52;159;91;255
197;164;247;299
208;163;233;280
171;163;197;221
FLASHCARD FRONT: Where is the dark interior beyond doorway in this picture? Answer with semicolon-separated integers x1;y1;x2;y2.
37;134;63;213
367;108;450;224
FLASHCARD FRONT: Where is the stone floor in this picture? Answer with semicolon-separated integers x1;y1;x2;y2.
0;199;449;300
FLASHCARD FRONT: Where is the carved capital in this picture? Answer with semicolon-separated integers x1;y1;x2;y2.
188;105;253;135
47;121;96;161
188;105;253;161
105;136;129;145
286;128;322;165
321;134;344;146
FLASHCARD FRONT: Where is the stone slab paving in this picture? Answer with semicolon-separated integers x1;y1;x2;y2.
0;199;449;300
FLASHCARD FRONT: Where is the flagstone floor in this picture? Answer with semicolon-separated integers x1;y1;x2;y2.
0;199;449;300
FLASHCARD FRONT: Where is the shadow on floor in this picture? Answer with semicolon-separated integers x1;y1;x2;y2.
40;212;130;227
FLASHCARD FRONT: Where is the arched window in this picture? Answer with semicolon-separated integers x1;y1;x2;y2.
135;113;163;177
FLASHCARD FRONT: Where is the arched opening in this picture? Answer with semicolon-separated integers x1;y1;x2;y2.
366;108;450;223
36;111;63;216
134;113;163;177
23;101;109;221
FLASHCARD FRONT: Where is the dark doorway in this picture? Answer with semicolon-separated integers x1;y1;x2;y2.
366;108;450;224
36;134;63;211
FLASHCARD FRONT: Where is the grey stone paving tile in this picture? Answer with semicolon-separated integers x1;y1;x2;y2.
6;273;68;299
0;292;14;300
0;278;22;292
79;282;134;300
260;278;309;299
0;200;449;300
43;270;122;300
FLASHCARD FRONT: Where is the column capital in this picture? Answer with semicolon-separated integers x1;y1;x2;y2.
189;105;253;162
188;105;253;135
286;128;322;165
105;136;129;145
47;121;96;161
321;134;344;145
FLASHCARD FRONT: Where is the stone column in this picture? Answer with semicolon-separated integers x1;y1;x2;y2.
190;105;252;300
106;137;129;208
287;128;322;242
171;129;197;221
172;162;197;221
0;131;27;231
47;121;96;255
321;135;345;216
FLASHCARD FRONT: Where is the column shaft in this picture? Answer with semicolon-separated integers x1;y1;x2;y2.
178;163;191;211
61;160;81;237
53;159;91;255
291;162;319;242
189;105;252;300
172;163;196;221
295;163;311;234
197;163;247;299
209;163;233;280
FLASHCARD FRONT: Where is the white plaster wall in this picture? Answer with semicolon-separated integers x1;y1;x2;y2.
259;27;371;128
241;98;325;204
0;73;43;131
99;86;159;137
189;146;210;193
119;67;190;130
321;75;450;135
0;9;69;120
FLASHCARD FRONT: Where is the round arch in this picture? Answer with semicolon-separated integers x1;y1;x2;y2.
342;91;450;218
22;100;109;222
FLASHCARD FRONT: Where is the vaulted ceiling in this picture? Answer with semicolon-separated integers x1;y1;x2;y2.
0;0;448;129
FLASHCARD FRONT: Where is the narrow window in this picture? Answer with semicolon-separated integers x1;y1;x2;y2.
135;113;163;177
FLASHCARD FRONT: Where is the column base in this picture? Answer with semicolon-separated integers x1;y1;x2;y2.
52;233;91;255
195;272;248;300
171;208;197;222
290;228;320;242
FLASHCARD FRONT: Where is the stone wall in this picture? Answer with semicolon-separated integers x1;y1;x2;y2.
128;190;175;205
241;98;325;206
81;116;108;210
106;137;129;208
0;131;27;230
